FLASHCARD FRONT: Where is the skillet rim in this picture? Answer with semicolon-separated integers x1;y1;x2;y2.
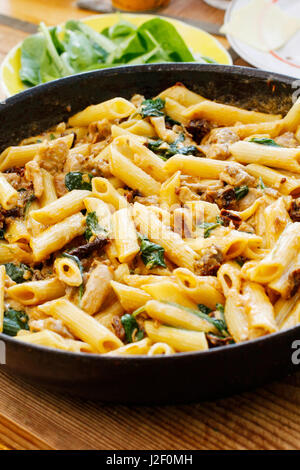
0;62;298;362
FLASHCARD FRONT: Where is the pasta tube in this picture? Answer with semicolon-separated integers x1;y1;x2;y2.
144;321;208;352
30;190;91;225
30;212;86;262
38;298;123;353
0;173;18;210
7;278;65;306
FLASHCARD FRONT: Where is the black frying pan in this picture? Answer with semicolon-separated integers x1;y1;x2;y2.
0;64;299;404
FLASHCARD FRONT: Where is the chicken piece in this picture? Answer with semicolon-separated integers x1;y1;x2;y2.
208;128;239;145
177;186;201;204
25;160;44;198
131;94;145;108
88;119;111;144
29;318;74;339
220;164;255;187
206;143;231;160
275;132;298;148
54;173;67;197
81;264;113;315
37;140;69;175
64;151;86;173
236;188;260;211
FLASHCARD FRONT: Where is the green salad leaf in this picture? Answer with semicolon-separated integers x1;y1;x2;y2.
137;18;195;63
3;309;29;337
19;18;217;88
20;34;61;86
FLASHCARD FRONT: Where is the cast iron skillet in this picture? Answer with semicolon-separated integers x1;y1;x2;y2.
0;64;299;404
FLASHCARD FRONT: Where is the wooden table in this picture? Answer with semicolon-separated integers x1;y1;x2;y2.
0;0;298;451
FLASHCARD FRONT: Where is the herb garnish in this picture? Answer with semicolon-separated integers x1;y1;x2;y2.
24;194;36;217
257;176;266;190
4;263;32;284
140;98;165;118
138;233;166;269
198;221;221;238
65;172;94;191
234;185;249;201
249;137;281;147
148;133;199;159
121;313;144;343
3;308;29;336
85;211;107;241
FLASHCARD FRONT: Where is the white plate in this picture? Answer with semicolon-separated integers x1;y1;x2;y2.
225;0;300;78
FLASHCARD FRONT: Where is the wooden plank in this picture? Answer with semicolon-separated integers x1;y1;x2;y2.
0;369;300;450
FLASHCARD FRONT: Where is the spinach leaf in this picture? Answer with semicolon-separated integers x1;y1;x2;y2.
107;20;137;40
201;56;219;64
216;303;225;315
39;22;72;77
167;133;199;157
235;257;245;267
234;185;249;201
3;309;29;336
121;313;144;343
147;139;164;152
165;115;180;126
148;134;199;159
257;176;266;190
140;98;165;118
138;234;166;269
66;20;116;53
20;34;61;86
65;172;93;191
61;253;84;301
0;229;5;240
249;137;281;147
24;194;36;217
215;303;229;334
198;221;221;238
198;304;212;315
137;18;195;63
5;263;32;284
49;26;65;55
61;29;107;73
85;211;107;241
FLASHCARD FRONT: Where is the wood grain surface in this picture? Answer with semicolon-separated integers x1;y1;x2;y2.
0;0;295;451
